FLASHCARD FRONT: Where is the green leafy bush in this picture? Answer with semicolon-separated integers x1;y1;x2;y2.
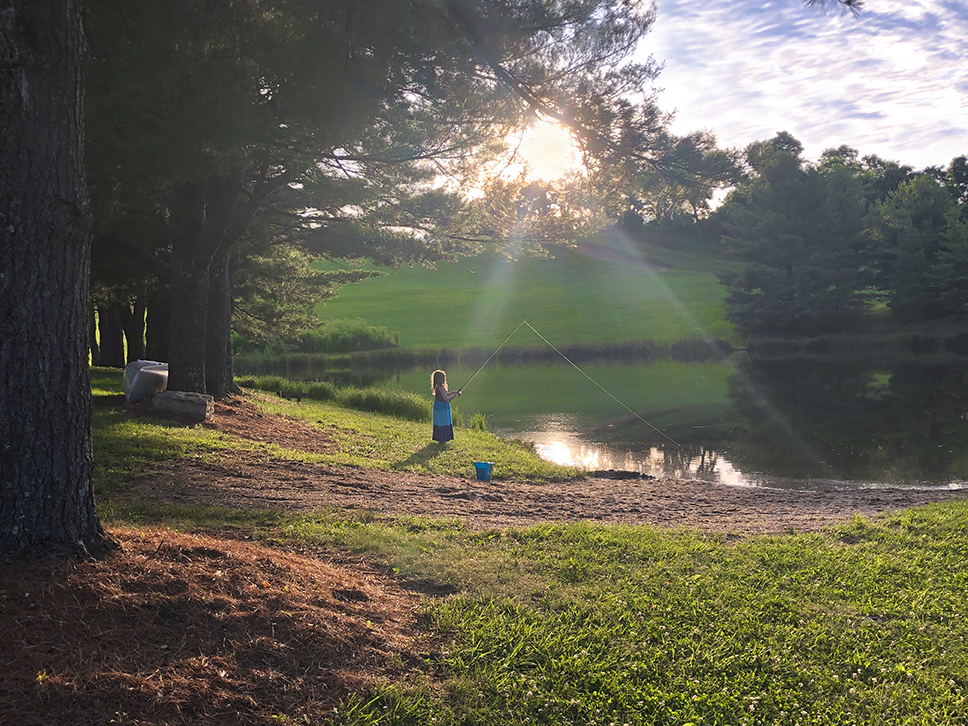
305;381;337;401
337;386;430;421
234;375;288;393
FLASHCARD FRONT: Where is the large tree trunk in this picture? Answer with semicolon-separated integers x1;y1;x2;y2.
0;0;109;557
166;178;244;395
119;296;147;362
166;184;208;392
97;303;125;367
205;248;237;398
167;259;210;392
145;290;170;362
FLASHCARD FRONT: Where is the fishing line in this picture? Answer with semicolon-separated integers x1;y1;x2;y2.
456;320;526;393
458;319;681;447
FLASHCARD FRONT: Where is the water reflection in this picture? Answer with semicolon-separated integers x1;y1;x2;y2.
506;433;747;486
500;356;968;491
521;437;748;484
243;351;968;490
724;357;968;488
514;434;965;491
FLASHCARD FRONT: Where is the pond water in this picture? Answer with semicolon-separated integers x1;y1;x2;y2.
259;353;968;491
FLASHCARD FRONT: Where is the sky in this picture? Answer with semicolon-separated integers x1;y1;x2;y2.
519;0;967;178
646;0;968;170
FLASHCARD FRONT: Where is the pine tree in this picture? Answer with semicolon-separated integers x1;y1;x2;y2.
85;0;663;397
1;0;110;557
718;135;869;337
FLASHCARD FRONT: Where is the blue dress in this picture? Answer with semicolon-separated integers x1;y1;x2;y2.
432;388;454;442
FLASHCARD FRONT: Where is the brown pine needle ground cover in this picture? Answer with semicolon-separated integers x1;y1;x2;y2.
1;528;430;726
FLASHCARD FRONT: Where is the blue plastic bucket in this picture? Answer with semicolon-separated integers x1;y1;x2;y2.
473;462;494;481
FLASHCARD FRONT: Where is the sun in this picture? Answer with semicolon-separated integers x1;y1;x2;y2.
510;121;582;181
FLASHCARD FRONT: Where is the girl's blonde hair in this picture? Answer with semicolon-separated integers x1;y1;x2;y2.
431;369;446;393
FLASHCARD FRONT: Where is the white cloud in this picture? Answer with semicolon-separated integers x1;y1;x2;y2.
644;0;968;167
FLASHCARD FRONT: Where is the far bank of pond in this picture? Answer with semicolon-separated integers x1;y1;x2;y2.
235;348;968;491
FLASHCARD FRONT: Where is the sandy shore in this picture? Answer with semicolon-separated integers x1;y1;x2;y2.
143;450;967;536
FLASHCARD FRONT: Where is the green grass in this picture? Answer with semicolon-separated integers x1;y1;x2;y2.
254;396;571;479
89;367;968;725
317;250;736;350
90;368;574;491
91;366;126;403
236;374;431;421
327;509;968;726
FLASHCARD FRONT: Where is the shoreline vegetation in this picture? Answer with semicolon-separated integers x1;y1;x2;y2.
234;324;968;381
4;368;966;725
233;337;736;379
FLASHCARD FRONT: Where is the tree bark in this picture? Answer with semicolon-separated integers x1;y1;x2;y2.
166;184;208;392
166;178;243;395
97;303;125;367
164;171;287;396
145;290;170;362
167;257;210;392
119;296;147;362
0;0;109;557
205;248;237;398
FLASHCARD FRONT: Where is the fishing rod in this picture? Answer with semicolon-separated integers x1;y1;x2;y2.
457;319;681;447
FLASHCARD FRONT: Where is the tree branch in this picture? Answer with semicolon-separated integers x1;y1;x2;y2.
98;232;171;281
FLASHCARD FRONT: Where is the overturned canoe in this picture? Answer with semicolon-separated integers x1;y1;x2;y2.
122;360;169;403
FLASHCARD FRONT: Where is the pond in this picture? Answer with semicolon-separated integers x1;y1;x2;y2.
249;353;968;491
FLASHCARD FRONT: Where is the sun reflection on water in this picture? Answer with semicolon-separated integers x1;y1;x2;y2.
522;433;968;491
525;432;780;488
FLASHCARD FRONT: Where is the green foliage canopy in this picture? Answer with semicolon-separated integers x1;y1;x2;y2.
870;173;968;322
84;0;668;392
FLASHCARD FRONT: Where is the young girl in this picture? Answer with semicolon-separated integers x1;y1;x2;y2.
431;369;461;442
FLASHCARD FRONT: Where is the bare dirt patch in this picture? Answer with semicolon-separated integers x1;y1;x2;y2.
141;451;968;535
201;397;337;455
136;396;968;536
1;527;428;726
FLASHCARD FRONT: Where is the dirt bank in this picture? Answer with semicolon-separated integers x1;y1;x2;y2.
133;398;968;536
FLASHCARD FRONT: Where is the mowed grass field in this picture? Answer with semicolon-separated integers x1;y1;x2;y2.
316;248;737;350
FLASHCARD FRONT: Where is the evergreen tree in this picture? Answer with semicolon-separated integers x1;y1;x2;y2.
717;134;869;337
944;156;968;208
871;174;959;322
818;146;913;205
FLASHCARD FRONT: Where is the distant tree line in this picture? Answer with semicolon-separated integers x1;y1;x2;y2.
627;132;968;339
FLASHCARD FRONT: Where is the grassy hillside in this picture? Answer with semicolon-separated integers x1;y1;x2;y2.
90;369;573;485
316;247;737;350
